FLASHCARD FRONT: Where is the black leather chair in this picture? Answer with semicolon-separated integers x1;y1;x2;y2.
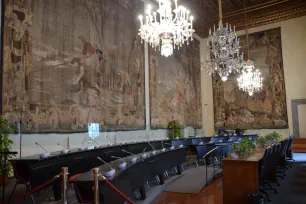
286;136;295;166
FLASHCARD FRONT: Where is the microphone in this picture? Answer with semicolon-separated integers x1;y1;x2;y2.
141;148;148;158
148;142;155;151
97;156;116;177
57;142;68;149
165;142;175;150
36;142;48;153
122;149;134;155
97;156;113;170
57;143;70;154
105;135;114;146
122;150;138;163
148;141;157;155
79;136;87;150
111;156;127;169
161;141;166;152
35;142;50;158
199;138;204;145
111;156;125;163
89;139;100;148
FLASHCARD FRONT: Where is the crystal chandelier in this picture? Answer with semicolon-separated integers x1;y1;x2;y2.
206;0;243;81
237;60;263;96
138;0;195;57
237;0;263;96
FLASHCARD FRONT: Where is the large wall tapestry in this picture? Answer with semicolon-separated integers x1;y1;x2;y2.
150;39;202;129
213;27;288;129
2;0;145;132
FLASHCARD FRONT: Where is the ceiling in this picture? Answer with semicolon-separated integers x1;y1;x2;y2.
181;0;306;38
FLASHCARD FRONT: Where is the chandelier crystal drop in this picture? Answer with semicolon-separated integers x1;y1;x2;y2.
138;0;195;57
206;0;243;81
237;0;263;96
237;60;263;96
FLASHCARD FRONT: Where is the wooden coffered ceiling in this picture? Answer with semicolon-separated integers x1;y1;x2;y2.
181;0;306;38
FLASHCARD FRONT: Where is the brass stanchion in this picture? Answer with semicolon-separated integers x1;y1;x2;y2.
61;167;69;204
93;168;100;204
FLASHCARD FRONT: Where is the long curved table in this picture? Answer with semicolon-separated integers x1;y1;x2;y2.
71;148;186;203
10;134;257;201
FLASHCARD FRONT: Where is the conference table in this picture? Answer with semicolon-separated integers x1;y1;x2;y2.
71;148;186;203
10;134;257;202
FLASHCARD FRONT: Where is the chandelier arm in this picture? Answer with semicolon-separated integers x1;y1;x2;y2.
243;0;250;59
218;0;223;27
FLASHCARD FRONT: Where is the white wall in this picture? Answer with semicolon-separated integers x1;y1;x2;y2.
202;16;306;138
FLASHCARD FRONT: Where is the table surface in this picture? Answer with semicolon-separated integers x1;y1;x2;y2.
71;147;185;182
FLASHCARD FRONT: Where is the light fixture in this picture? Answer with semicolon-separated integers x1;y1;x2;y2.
237;60;263;96
138;0;195;57
206;0;243;81
237;0;263;96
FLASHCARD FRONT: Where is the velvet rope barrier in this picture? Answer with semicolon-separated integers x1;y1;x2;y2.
101;176;135;204
3;174;61;204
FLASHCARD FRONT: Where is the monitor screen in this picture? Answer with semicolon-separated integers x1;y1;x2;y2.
88;123;100;139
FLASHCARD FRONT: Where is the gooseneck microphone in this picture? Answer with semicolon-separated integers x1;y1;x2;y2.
82;136;86;146
148;142;155;151
105;135;114;144
57;143;67;149
122;149;134;155
97;157;113;170
111;156;125;162
35;142;48;153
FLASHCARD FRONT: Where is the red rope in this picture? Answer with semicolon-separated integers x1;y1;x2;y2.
3;175;60;204
102;176;135;204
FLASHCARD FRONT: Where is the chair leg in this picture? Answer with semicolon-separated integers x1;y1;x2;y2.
181;164;184;171
9;181;18;201
146;181;150;190
259;189;271;202
155;176;160;184
44;188;51;201
165;171;169;178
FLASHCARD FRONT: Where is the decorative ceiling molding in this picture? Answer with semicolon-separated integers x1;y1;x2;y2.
187;0;306;37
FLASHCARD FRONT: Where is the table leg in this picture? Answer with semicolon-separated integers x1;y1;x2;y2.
177;164;182;175
158;173;165;185
139;184;146;200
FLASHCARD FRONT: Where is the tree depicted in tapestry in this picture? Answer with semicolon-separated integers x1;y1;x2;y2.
150;39;202;129
213;28;288;129
2;0;145;132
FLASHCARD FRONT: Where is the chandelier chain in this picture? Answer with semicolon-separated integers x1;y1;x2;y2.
243;0;250;59
218;0;223;27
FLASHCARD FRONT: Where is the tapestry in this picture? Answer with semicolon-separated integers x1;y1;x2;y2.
150;39;202;129
2;0;145;132
213;27;288;129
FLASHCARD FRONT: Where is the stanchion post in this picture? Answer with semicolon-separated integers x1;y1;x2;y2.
61;167;68;204
93;168;100;204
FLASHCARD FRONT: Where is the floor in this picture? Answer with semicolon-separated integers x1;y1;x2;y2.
2;153;306;204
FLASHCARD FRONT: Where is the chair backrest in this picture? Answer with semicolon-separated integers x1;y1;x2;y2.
195;146;209;159
259;147;272;181
282;139;289;156
192;138;201;145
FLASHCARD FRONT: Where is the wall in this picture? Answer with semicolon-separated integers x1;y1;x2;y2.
7;1;205;157
202;16;306;138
